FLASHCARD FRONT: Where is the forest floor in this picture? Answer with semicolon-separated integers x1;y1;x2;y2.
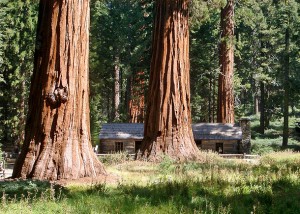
1;152;300;214
1;116;300;213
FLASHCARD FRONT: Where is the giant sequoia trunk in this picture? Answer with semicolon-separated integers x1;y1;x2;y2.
141;0;199;160
129;70;145;123
217;0;235;124
12;0;105;180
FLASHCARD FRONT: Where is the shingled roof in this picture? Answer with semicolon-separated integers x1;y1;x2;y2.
99;123;144;140
192;123;242;140
99;123;242;141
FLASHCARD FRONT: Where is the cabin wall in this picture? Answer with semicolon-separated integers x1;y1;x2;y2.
100;140;136;154
100;139;240;154
201;140;239;154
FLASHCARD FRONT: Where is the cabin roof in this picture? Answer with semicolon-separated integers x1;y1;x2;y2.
99;123;144;140
99;123;242;141
192;123;242;140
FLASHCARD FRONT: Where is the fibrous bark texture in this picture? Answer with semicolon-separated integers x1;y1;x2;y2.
217;0;235;124
12;0;105;180
129;70;145;123
141;0;199;161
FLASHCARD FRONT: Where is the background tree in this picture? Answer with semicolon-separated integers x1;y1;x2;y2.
13;0;105;180
217;0;235;124
89;0;152;129
190;8;220;122
0;0;38;150
141;0;199;160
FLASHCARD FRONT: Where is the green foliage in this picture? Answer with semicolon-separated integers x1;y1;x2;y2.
90;0;152;125
0;180;66;201
234;0;300;123
251;115;300;154
0;0;38;147
158;155;177;174
190;9;220;122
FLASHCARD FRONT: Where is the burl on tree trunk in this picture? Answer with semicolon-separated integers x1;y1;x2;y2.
141;0;199;161
12;0;105;180
217;0;235;124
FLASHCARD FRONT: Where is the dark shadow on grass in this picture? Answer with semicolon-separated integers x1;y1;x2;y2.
70;178;300;213
0;179;68;202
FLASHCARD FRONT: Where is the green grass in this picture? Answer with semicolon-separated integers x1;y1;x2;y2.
251;115;300;154
1;116;300;213
1;153;300;214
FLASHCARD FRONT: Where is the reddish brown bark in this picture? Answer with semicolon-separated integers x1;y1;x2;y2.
129;70;145;123
12;0;105;180
217;0;235;124
141;0;198;160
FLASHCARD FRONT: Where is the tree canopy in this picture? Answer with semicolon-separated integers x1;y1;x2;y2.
0;0;299;156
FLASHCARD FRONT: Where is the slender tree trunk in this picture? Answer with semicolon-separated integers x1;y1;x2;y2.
141;0;198;161
259;81;265;134
114;56;120;121
208;75;212;122
13;0;105;180
212;77;217;122
282;28;290;147
254;93;259;115
217;0;235;124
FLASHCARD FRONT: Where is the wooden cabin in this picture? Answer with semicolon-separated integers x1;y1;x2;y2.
99;123;143;154
99;119;251;154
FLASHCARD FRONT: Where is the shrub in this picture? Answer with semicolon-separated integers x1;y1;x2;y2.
98;152;131;165
197;150;224;164
158;155;176;174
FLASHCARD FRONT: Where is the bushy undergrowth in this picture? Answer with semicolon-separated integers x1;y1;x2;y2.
1;152;300;213
98;152;132;165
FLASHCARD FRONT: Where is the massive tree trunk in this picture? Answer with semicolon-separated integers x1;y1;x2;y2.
217;0;235;124
141;0;199;161
13;0;105;180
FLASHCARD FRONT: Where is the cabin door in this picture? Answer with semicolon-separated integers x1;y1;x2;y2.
216;143;224;154
135;141;142;153
195;140;202;149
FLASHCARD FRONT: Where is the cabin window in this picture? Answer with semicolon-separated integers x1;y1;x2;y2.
115;142;124;152
195;140;202;149
216;143;223;154
135;141;142;152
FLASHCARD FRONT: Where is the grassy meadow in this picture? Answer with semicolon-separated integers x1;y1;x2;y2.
1;116;300;213
1;151;300;214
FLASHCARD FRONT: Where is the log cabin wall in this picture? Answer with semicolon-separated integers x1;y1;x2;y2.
100;140;136;154
201;140;239;154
